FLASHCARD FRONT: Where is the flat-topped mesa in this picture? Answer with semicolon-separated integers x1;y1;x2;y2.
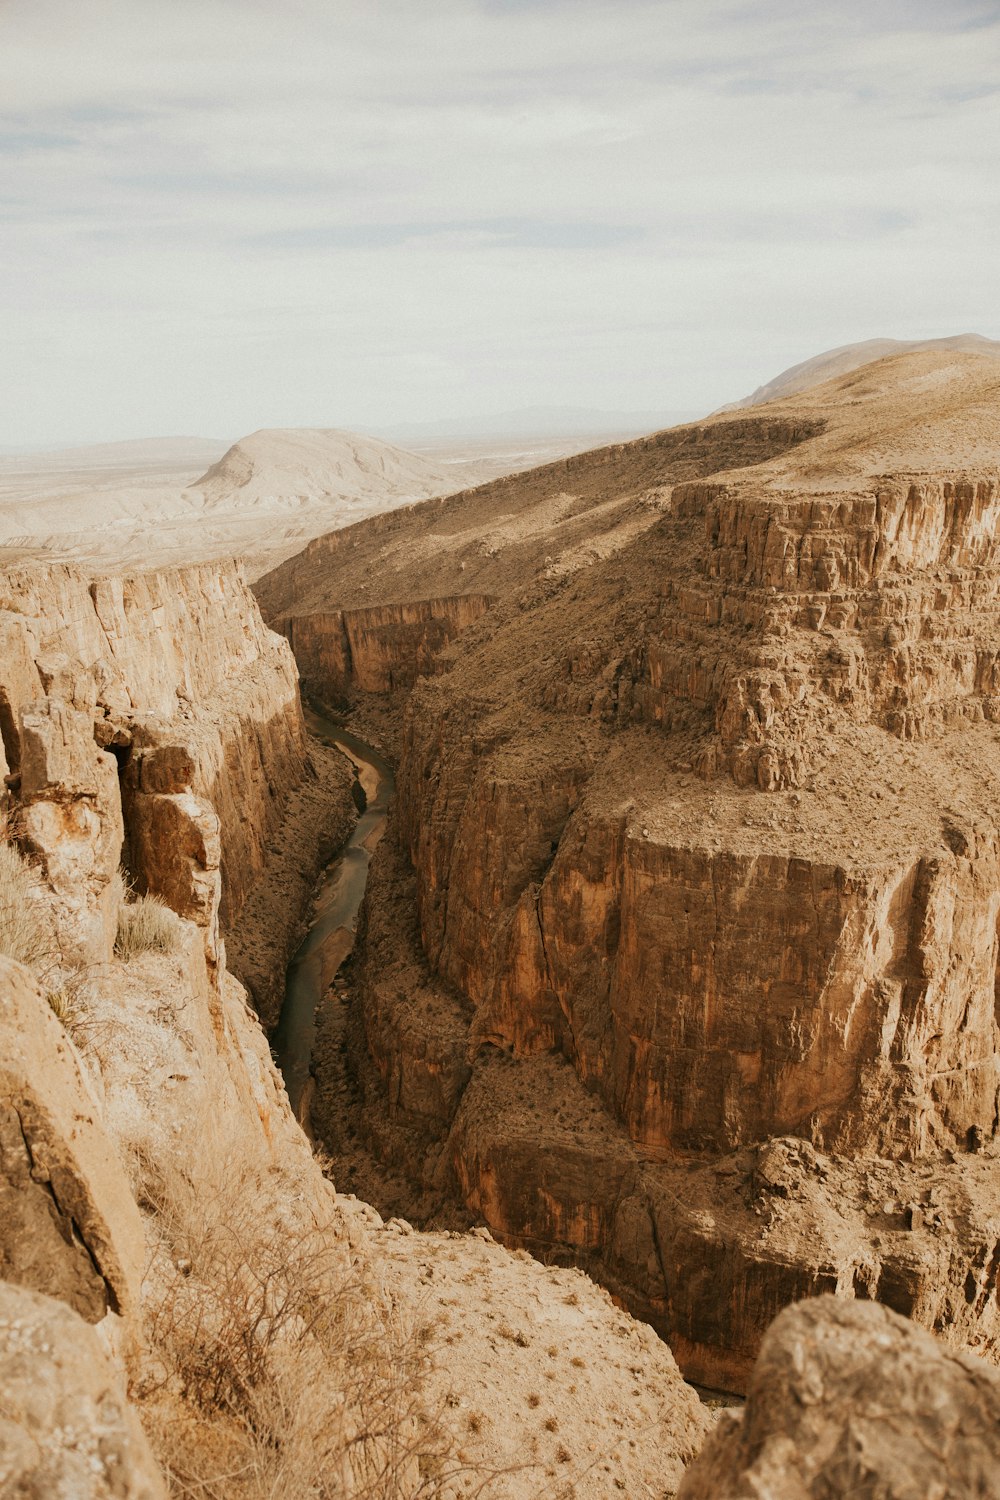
620;473;1000;791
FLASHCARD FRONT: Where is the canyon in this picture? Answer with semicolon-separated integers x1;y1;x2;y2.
260;346;1000;1395
2;342;1000;1496
0;546;710;1495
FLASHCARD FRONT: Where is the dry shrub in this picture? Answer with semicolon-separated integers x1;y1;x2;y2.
46;974;88;1033
0;833;49;968
133;1149;497;1500
116;890;179;961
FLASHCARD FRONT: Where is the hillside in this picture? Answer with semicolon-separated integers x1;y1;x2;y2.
258;346;1000;626
192;426;478;510
721;330;1000;410
0;426;508;577
257;344;1000;1393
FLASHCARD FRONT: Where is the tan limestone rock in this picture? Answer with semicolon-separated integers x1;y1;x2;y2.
19;699;124;966
0;559;308;929
0;608;42;774
0;955;144;1321
678;1295;1000;1499
0;1282;166;1498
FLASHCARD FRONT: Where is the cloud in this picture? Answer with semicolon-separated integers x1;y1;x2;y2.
0;0;997;442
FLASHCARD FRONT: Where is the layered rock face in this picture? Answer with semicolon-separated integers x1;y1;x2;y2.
267;349;1000;1391
0;547;715;1495
0;560;305;927
396;474;1000;1162
278;594;494;699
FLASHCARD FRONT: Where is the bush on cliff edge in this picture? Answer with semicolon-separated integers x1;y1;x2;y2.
115;874;180;962
0;833;49;968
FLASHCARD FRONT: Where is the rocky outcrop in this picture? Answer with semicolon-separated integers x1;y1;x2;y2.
278;594;494;699
678;1295;1000;1499
18;698;124;965
0;561;306;925
0;541;724;1499
629;474;1000;792
0;955;144;1322
0;1282;166;1498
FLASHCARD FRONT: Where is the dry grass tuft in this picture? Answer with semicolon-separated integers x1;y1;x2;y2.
115;885;179;961
0;832;49;968
46;975;88;1033
132;1147;501;1499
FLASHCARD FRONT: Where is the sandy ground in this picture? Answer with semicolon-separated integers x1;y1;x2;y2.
338;1205;712;1499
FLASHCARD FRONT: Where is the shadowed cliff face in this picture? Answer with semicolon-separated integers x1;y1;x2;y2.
256;348;1000;1390
276;594;495;699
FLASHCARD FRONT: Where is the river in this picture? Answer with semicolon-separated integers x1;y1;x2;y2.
272;706;394;1123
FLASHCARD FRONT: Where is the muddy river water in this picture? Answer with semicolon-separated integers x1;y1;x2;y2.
273;707;394;1122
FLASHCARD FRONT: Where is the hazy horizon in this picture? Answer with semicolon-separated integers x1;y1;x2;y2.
3;0;999;446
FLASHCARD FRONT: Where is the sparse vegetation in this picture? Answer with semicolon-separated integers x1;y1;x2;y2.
46;979;86;1034
133;1148;496;1499
0;830;49;968
115;881;179;961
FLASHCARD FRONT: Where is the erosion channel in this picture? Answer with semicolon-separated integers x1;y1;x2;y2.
273;706;393;1124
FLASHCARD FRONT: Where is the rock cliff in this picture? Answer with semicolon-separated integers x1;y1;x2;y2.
0;560;305;927
0;550;711;1494
278;594;494;699
259;347;1000;1391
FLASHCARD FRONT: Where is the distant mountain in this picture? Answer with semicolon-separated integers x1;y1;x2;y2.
190;427;493;513
720;333;1000;411
373;406;702;445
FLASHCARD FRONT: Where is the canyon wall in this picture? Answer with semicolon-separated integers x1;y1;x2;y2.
0;560;306;922
339;461;1000;1389
396;714;1000;1159
274;593;494;699
0;555;712;1496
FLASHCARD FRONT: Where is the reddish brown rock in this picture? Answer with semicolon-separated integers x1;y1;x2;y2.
266;349;1000;1390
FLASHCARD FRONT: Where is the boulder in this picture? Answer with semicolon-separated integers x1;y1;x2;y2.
678;1295;1000;1499
0;1281;166;1498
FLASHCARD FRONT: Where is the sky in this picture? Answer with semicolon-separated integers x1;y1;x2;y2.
1;0;999;445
